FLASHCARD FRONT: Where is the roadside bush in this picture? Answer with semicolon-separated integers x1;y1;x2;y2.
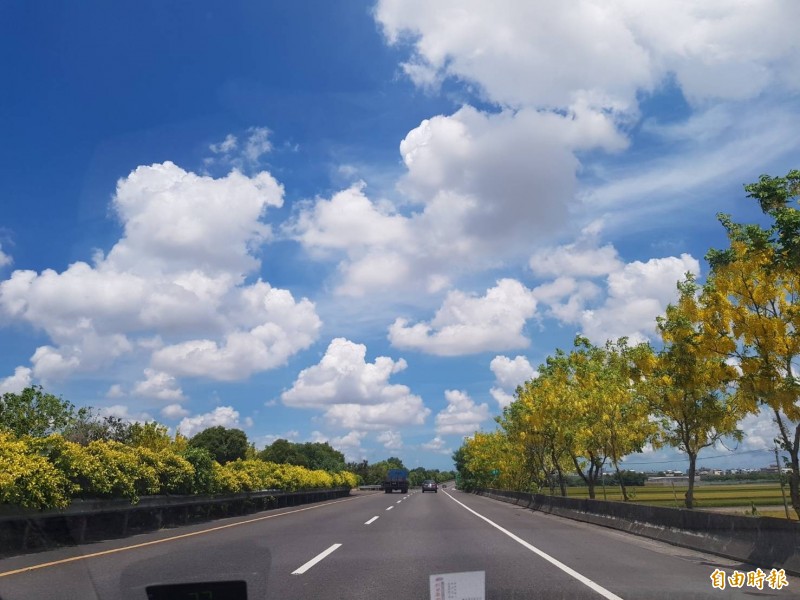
46;439;159;503
0;432;74;509
135;447;195;495
182;446;215;494
1;431;358;510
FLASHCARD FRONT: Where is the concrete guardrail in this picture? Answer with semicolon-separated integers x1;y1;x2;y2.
475;488;800;576
0;487;350;555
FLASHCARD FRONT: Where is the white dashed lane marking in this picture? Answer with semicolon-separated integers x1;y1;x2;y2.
291;543;342;575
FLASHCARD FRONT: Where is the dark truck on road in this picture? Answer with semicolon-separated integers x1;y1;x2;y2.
382;468;409;493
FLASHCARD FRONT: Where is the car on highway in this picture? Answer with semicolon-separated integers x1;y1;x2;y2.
421;480;438;493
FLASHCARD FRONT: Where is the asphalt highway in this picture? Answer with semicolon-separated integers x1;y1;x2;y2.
0;488;797;599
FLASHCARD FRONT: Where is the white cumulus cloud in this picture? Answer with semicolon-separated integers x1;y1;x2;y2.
530;229;700;344
376;0;800;109
579;254;700;344
161;403;190;420
435;390;490;436
0;366;32;395
291;105;627;296
0;244;12;268
377;430;403;451
489;355;537;409
389;279;537;356
281;338;430;430
421;436;452;455
178;405;246;438
0;162;320;385
133;369;185;401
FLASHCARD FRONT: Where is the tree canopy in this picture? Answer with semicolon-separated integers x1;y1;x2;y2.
0;386;77;438
188;426;249;464
258;439;346;472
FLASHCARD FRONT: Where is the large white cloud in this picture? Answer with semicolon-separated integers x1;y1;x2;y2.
435;390;490;436
281;338;430;430
300;0;800;299
290;1;800;297
0;162;320;385
389;279;537;356
0;366;32;395
489;355;537;409
106;161;282;276
291;105;626;297
376;0;800;109
531;230;700;344
579;253;700;344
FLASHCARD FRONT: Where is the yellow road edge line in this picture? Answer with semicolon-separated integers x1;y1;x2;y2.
0;494;367;578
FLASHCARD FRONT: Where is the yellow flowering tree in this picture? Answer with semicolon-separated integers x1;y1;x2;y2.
646;274;744;508
704;171;800;517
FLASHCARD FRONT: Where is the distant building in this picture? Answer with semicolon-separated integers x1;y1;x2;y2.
645;476;693;486
760;464;791;474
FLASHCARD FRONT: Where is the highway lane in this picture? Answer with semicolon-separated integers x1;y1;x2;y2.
0;488;797;599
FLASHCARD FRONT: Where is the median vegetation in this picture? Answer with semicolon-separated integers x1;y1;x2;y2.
455;171;800;517
0;387;357;510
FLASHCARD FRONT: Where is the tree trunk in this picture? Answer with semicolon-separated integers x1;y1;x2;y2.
774;410;800;520
787;423;800;520
613;461;629;501
685;452;697;509
556;464;567;497
572;455;595;499
551;449;567;496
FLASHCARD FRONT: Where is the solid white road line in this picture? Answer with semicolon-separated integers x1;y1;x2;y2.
444;492;623;600
291;543;342;575
365;516;379;525
386;506;393;511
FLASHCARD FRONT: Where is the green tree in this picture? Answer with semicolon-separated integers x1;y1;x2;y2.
62;409;132;445
188;426;249;464
345;459;369;484
258;438;298;464
409;467;428;486
385;456;405;469
258;440;345;471
182;446;215;494
296;442;346;471
0;386;77;437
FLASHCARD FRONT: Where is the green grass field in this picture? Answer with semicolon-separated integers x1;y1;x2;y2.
561;483;797;519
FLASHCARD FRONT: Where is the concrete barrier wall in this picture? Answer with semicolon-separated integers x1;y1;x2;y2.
475;488;800;576
0;487;350;557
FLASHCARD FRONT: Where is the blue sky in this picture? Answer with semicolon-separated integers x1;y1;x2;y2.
1;1;798;471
